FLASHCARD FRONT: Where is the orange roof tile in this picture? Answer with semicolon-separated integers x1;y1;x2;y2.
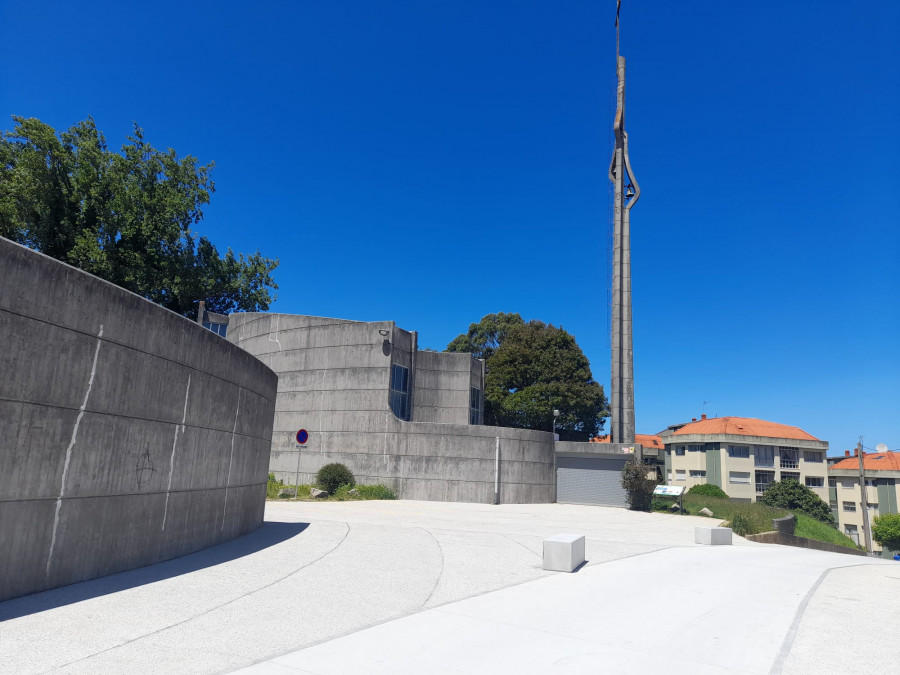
591;434;665;450
830;451;900;472
671;417;819;441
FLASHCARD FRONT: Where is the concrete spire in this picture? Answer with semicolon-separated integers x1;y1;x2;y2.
609;15;640;445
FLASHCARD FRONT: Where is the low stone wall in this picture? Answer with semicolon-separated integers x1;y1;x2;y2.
0;239;278;601
745;531;867;556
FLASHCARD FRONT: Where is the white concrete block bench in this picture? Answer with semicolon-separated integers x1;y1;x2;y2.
543;533;585;572
695;526;732;546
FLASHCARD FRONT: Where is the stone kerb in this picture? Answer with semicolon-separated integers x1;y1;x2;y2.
0;238;277;602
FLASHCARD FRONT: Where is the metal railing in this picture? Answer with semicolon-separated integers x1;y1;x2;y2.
780;458;798;469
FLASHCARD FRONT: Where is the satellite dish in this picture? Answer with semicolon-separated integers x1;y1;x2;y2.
876;443;888;453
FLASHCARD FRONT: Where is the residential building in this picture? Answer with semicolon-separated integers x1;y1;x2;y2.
829;449;900;555
662;415;829;503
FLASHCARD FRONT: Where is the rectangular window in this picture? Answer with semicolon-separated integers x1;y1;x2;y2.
728;445;750;459
805;476;824;488
688;444;704;452
780;447;799;469
689;470;706;478
844;525;859;545
469;388;482;425
755;446;775;467
389;364;410;420
675;446;685;456
667;471;673;481
729;471;751;484
842;501;856;512
803;451;823;463
202;321;228;337
841;479;855;489
781;472;800;483
755;470;775;494
868;503;878;511
675;470;686;480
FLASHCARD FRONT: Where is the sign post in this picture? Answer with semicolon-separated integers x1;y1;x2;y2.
653;484;685;513
294;429;308;496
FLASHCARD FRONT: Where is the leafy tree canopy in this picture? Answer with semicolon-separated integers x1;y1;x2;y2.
687;483;728;498
872;513;900;552
448;314;608;441
0;116;278;317
759;479;835;525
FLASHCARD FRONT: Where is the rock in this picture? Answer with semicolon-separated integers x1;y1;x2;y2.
278;488;297;498
699;507;714;517
310;488;329;498
348;488;360;496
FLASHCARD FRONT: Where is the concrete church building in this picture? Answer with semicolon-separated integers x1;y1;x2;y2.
226;312;558;503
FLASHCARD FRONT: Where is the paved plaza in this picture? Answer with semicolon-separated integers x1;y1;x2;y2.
1;500;897;674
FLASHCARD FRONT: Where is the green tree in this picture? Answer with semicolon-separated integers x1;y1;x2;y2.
448;315;607;440
621;459;657;511
759;479;835;525
0;116;278;317
446;312;524;361
871;513;900;553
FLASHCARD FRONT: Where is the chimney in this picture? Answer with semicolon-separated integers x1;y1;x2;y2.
692;418;697;422
701;414;707;420
845;450;850;457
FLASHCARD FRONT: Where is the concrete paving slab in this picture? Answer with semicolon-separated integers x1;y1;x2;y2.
1;500;895;675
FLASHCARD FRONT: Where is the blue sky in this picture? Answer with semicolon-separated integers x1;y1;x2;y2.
3;1;897;454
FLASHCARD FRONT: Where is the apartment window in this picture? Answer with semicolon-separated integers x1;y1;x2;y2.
729;471;751;485
389;364;410;420
755;470;775;494
675;470;686;481
689;470;706;478
688;444;704;452
667;471;673;481
781;472;800;483
844;525;859;545
755;446;775;468
804;451;823;463
675;446;685;456
842;501;856;512
805;476;824;488
469;388;482;425
841;479;855;489
780;447;799;469
728;445;750;459
867;503;879;511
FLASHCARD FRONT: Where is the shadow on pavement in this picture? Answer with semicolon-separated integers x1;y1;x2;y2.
0;520;309;622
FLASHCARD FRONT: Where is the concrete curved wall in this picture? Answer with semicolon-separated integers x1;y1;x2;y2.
0;238;277;601
227;312;555;504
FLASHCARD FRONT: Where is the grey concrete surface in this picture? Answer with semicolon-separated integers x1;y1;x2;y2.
2;500;895;675
0;238;278;601
227;313;556;503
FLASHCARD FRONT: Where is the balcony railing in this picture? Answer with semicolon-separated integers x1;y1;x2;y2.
780;459;798;469
756;483;771;494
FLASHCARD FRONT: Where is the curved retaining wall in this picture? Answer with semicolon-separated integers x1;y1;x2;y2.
0;238;277;601
227;313;555;504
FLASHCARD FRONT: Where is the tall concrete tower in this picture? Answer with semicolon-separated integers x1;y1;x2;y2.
609;2;640;444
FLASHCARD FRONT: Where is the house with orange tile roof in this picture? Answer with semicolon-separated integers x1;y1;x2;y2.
828;449;900;555
662;414;829;503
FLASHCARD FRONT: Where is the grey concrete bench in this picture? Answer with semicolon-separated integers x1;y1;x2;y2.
695;526;732;545
543;533;585;572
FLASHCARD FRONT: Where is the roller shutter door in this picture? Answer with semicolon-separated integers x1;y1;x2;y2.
557;455;629;507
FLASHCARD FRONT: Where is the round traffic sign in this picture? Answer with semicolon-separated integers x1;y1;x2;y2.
296;429;309;445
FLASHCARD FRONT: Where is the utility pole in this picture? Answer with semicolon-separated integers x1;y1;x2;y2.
609;0;640;448
857;439;873;554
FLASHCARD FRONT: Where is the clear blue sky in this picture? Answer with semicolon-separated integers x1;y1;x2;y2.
3;1;897;454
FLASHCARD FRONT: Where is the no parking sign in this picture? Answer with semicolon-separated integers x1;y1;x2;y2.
296;429;309;445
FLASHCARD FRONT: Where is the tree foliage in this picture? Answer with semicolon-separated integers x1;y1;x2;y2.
759;479;835;525
871;513;900;552
0;116;278;317
686;483;729;498
621;459;657;511
447;314;607;440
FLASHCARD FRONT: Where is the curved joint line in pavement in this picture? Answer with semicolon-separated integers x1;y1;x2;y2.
769;562;874;675
418;527;446;608
54;522;352;672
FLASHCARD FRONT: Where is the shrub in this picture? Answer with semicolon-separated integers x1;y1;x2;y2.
621;459;657;511
687;483;728;498
316;463;356;494
266;473;286;499
730;513;751;536
759;479;834;525
355;484;397;500
872;513;900;552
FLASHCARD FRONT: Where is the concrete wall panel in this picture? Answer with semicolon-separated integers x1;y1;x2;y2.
0;238;277;601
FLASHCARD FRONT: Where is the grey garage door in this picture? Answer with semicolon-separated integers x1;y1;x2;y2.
556;455;629;507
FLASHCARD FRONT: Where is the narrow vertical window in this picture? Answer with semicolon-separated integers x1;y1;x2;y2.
390;364;410;420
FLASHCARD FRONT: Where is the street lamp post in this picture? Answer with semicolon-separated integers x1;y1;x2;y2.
552;409;560;439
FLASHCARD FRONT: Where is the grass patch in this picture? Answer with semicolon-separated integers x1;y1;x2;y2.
794;513;858;549
266;474;397;501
